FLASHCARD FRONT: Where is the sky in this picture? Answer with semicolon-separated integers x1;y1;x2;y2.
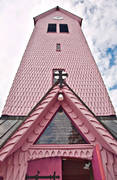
0;0;117;116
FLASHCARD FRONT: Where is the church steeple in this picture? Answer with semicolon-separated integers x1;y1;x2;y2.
2;6;115;117
0;7;117;180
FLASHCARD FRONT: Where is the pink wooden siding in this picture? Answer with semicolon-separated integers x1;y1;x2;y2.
2;10;115;116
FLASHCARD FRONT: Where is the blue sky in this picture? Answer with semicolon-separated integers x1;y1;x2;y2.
106;46;117;68
0;0;117;115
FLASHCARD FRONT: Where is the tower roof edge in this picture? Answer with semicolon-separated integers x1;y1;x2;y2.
33;6;82;26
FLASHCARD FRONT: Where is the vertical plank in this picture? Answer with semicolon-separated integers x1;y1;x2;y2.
92;144;106;180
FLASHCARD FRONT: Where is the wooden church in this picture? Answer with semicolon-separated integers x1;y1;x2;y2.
0;6;117;180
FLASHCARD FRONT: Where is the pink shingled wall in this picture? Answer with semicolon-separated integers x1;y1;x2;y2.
2;10;115;116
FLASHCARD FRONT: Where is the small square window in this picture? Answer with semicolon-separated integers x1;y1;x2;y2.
47;24;56;32
53;69;65;84
59;24;69;33
56;43;61;51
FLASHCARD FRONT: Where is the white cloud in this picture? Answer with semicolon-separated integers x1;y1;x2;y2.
0;0;117;115
109;89;117;114
103;65;117;89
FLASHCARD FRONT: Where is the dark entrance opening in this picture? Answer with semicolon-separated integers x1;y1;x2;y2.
62;159;93;180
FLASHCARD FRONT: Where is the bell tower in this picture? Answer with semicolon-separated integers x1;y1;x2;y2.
2;7;115;117
0;6;117;180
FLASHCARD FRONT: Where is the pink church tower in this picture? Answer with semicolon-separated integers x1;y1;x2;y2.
0;6;117;180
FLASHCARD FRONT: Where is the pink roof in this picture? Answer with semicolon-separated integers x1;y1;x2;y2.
34;6;82;26
2;7;115;116
0;85;117;161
